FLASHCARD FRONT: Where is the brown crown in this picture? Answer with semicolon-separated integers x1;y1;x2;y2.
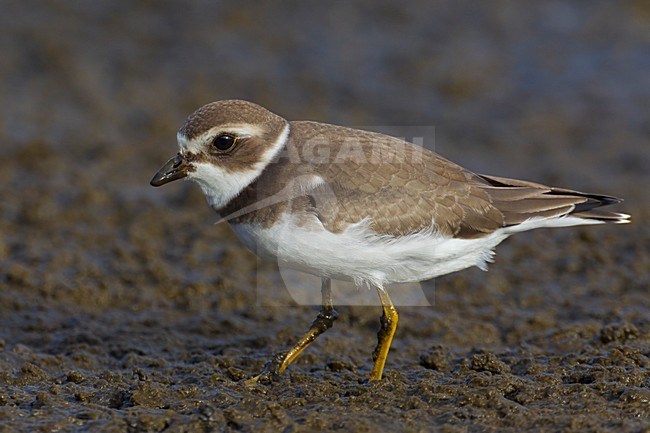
178;99;286;140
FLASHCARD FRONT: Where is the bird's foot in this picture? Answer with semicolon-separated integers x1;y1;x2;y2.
242;352;287;386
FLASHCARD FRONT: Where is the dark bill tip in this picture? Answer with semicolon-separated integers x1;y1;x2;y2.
150;153;188;186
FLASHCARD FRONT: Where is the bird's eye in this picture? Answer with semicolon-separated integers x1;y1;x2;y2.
212;134;237;151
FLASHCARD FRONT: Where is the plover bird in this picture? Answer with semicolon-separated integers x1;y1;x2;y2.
151;100;630;383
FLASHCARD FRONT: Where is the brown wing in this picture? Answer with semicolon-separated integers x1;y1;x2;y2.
289;122;628;238
290;122;505;238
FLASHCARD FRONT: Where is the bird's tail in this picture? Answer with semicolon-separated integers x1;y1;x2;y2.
478;174;631;226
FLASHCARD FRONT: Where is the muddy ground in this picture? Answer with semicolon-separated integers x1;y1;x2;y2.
1;2;649;432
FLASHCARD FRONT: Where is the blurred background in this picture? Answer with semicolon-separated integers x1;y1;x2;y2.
0;1;648;431
2;1;649;184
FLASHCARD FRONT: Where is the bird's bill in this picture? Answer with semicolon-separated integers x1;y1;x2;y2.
150;153;189;186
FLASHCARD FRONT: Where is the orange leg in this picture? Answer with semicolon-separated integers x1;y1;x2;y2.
370;287;398;381
245;278;337;385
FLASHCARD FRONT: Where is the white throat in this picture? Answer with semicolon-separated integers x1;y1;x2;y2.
187;123;290;210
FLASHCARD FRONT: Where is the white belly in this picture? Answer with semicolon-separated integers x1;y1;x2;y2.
230;213;511;288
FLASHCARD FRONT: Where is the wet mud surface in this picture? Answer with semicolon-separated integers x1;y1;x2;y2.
1;2;649;432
